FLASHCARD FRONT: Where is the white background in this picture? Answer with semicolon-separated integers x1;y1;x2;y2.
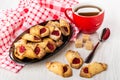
0;0;120;80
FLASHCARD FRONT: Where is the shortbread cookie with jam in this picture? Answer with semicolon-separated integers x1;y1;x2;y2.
65;50;83;69
80;62;107;78
46;61;72;77
43;38;56;53
22;33;41;42
59;19;70;36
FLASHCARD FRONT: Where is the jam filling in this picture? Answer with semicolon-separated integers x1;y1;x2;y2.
40;28;46;34
63;66;68;73
34;36;40;40
51;30;59;36
34;46;40;55
72;58;80;64
63;27;68;32
83;67;89;73
47;42;54;50
19;45;26;53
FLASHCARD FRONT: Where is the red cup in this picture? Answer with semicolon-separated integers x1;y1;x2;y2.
65;3;104;34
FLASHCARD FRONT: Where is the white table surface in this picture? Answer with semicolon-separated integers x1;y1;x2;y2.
0;0;120;80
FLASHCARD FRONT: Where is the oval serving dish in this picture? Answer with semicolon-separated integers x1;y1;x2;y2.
9;20;73;64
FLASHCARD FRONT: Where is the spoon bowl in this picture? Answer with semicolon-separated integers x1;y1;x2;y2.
100;28;110;41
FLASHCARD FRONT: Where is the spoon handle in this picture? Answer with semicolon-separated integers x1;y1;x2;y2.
85;41;100;63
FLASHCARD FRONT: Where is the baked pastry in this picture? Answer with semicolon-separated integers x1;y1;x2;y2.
14;44;26;60
82;34;90;42
53;21;60;28
37;42;47;49
80;62;107;78
65;50;83;69
84;40;93;50
33;44;46;59
55;40;63;47
45;21;55;33
46;61;72;77
30;25;41;36
14;42;46;60
27;43;46;59
59;19;70;36
45;20;53;27
39;27;50;37
14;44;36;59
26;42;37;50
43;38;56;53
14;39;27;47
14;39;27;59
75;39;83;48
23;46;37;59
50;27;61;41
22;33;41;42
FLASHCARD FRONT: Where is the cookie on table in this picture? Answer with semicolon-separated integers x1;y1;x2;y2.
65;50;83;69
80;62;107;78
46;61;72;77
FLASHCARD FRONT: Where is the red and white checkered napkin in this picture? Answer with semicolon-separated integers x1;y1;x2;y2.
0;0;79;73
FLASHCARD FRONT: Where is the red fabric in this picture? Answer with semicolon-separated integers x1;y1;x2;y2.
0;0;79;73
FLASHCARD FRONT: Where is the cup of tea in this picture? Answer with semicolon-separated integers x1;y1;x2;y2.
64;3;104;33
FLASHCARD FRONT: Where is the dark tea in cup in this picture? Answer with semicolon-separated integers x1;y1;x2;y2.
75;5;102;16
64;3;104;33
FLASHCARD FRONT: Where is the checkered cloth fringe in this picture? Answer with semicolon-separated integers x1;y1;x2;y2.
0;0;79;73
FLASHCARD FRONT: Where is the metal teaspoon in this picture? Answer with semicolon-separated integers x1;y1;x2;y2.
85;28;110;63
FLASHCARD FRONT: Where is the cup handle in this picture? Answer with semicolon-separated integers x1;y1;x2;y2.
64;8;74;23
